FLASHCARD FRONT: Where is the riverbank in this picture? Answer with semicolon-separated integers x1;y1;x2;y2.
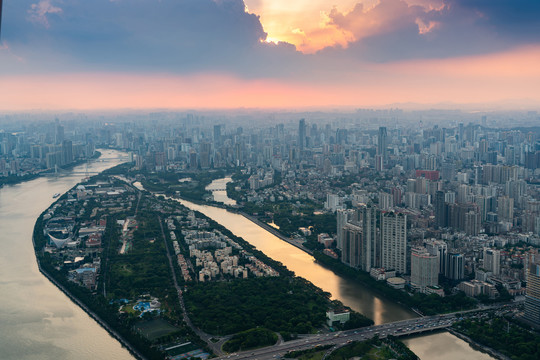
173;194;314;254
41;150;102;174
0;173;40;187
0;149;136;360
239;212;314;255
31;177;200;360
200;201;418;316
160;178;497;359
1;151;102;187
447;329;510;360
32;232;146;360
30;177;146;360
214;199;476;317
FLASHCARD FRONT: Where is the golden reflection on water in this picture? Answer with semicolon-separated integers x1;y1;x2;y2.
178;198;416;324
403;332;495;360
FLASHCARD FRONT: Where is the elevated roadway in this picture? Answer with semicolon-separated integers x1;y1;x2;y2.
213;303;520;360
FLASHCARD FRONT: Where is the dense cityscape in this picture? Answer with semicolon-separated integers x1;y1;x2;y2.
0;109;539;359
3;1;540;360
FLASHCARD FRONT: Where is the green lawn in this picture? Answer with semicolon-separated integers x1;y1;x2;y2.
134;318;179;341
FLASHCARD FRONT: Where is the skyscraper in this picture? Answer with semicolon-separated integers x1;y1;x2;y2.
380;211;407;274
524;261;540;326
213;124;222;147
61;140;73;165
377;126;387;161
359;204;380;272
411;247;439;290
483;248;501;276
55;119;65;145
445;253;465;280
379;192;393;211
298;118;306;151
336;209;356;251
497;196;514;222
341;222;363;269
434;190;447;228
425;239;447;275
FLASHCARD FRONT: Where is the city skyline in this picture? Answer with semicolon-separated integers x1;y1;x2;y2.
1;1;540;111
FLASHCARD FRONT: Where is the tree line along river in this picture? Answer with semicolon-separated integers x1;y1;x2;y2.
197;178;494;360
0;157;492;360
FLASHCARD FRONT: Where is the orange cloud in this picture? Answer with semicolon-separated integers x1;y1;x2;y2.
1;45;539;111
246;0;360;52
247;0;442;53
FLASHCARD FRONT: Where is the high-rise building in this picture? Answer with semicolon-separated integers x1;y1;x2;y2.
445;253;465;280
447;202;480;235
189;149;198;169
341;222;363;269
325;194;343;212
298;119;306;151
336;209;356;251
61;140;73;165
465;211;481;236
441;162;455;182
213;124;222;146
434;191;447;228
377;126;387;161
55;119;64;145
379;192;393;210
411;247;439;290
199;142;212;169
483;248;501;275
380;211;407;274
359;204;380;272
425;239;447;275
391;187;402;206
524;261;540;326
375;154;384;171
497;196;514;222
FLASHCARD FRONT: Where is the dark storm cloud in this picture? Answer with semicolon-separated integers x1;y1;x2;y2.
1;0;302;75
1;0;540;77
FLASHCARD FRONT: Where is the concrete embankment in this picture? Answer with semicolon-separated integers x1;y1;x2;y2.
239;212;314;255
172;193;314;256
447;328;511;360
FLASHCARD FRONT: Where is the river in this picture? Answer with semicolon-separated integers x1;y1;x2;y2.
0;150;134;360
184;177;493;360
206;176;237;206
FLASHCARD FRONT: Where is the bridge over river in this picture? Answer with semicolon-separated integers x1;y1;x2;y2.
213;303;520;360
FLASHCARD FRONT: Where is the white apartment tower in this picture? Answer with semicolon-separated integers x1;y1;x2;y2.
411;247;439;290
380;211;407;274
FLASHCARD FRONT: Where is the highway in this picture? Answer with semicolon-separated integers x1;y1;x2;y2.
213;303;520;360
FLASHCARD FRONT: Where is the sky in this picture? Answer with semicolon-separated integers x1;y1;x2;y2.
1;0;540;111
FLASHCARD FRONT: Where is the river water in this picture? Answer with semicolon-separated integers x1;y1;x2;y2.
185;177;493;360
178;197;416;324
0;150;134;360
206;176;237;206
3;164;490;360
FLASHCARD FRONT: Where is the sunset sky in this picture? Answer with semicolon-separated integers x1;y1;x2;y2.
1;0;540;111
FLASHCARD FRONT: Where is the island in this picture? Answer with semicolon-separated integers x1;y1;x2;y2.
32;167;374;360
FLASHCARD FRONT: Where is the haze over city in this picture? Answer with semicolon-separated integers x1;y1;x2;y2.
1;2;540;360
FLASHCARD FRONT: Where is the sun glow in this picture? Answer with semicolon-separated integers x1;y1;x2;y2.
245;0;361;53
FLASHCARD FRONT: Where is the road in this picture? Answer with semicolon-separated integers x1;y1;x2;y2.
213;303;521;360
158;216;225;356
